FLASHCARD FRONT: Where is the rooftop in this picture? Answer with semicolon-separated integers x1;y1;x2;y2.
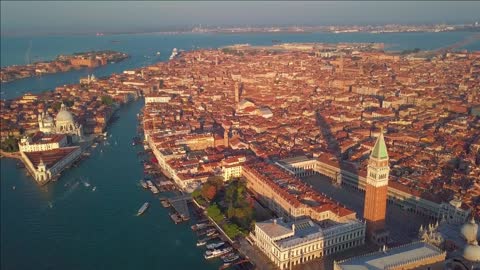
336;242;445;270
23;147;80;168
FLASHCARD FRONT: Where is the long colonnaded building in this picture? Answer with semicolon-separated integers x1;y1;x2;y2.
276;145;470;225
243;161;366;269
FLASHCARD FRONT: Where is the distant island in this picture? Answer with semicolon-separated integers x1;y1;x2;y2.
191;23;480;34
0;50;129;83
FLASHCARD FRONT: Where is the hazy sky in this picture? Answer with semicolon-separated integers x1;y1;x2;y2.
1;1;479;35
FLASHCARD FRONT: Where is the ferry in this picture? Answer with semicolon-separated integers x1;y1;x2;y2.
137;202;150;216
204;247;233;260
169;48;178;60
221;253;239;263
206;241;225;250
140;180;148;189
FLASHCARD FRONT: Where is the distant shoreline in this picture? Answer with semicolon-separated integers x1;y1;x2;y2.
2;24;479;38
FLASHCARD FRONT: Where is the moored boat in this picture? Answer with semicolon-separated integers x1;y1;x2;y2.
221;253;239;263
196;239;207;247
206;241;225;250
191;223;208;231
150;186;159;194
204;247;233;260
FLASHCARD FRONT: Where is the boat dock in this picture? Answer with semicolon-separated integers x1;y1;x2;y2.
168;194;192;220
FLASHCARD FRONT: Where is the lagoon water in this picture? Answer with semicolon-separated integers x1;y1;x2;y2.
1;31;479;270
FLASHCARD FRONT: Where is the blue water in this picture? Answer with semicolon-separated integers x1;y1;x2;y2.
1;32;479;270
1;101;221;270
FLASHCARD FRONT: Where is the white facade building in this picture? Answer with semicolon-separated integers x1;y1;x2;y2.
145;94;172;104
18;133;67;153
251;218;366;270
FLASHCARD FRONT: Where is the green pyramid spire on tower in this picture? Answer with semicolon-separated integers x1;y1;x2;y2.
371;128;388;160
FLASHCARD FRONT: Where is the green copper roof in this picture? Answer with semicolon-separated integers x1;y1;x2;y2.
371;131;388;159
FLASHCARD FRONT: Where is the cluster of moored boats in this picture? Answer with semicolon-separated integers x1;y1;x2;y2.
132;128;251;269
140;179;159;194
191;222;241;265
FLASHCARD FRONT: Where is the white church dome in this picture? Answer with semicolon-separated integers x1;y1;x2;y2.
463;242;480;262
462;217;479;243
56;104;74;123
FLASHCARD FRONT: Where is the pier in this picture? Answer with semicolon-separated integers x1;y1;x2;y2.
168;194;192;219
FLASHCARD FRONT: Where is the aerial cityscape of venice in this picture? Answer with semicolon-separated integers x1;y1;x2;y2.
1;1;480;270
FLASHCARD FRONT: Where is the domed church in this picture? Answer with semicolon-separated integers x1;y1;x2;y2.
446;216;480;270
38;103;83;143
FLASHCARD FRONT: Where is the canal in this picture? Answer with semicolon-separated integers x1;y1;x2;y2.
0;99;220;270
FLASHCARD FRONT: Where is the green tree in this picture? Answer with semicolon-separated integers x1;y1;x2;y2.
0;136;19;152
52;102;62;111
207;204;223;223
101;95;114;106
63;99;74;107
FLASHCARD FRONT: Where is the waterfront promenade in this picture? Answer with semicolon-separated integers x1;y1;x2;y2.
0;150;21;159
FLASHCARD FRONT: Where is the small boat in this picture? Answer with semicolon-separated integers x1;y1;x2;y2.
156;51;161;55
206;230;217;237
221;253;239;263
150;186;159;194
170;213;183;224
169;48;178;60
140;180;148;189
12;186;16;190
137;202;150;216
204;247;233;260
92;186;97;192
206;241;225;250
161;200;170;208
196;240;207;247
191;223;208;231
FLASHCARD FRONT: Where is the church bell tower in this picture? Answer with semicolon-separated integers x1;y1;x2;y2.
364;128;390;245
